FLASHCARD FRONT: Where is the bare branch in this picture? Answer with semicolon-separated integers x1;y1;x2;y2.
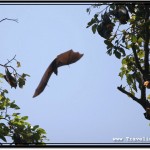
0;18;18;23
0;118;9;122
97;5;109;15
4;55;16;66
0;55;22;77
141;85;146;100
117;86;145;109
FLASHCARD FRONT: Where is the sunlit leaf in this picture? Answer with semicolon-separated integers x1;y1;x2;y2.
137;37;143;45
147;94;150;100
33;125;39;131
126;44;132;49
21;116;28;120
137;50;144;58
17;61;21;68
12;113;21;116
131;34;137;43
37;128;46;134
0;73;4;78
130;89;135;96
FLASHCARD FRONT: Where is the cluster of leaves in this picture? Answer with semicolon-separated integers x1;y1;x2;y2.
0;55;30;89
87;3;150;119
0;57;48;145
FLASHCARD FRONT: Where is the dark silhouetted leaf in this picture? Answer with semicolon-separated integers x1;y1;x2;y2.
114;50;121;59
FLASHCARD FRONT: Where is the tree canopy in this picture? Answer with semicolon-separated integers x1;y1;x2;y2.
0;18;48;146
86;2;150;120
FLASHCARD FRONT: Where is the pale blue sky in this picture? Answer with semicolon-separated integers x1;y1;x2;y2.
0;4;150;144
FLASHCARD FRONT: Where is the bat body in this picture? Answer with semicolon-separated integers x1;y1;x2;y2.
4;68;17;88
33;50;83;98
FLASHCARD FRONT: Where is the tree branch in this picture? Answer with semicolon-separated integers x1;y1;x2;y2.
140;5;149;104
144;5;149;74
141;85;146;100
0;18;18;23
117;86;145;109
0;55;22;77
132;44;144;74
4;55;16;66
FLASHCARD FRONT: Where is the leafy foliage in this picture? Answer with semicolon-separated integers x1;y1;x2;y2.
0;53;48;145
87;2;150;120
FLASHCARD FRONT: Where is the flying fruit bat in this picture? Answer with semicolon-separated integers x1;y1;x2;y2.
4;68;17;88
33;49;84;98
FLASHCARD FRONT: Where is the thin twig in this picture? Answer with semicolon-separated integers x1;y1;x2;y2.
4;55;16;66
0;18;18;23
0;55;22;77
0;117;9;122
97;5;109;15
114;24;120;37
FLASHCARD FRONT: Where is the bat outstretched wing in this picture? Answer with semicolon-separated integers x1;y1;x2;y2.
33;49;83;98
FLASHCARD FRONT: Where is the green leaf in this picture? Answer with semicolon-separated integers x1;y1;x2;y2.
86;8;90;14
137;50;144;58
17;61;21;67
12;113;21;116
119;72;124;80
33;133;40;141
0;134;7;142
18;78;25;88
137;37;143;45
130;89;135;96
104;40;113;48
22;73;30;78
106;49;112;56
0;95;4;100
114;50;121;59
132;82;137;92
118;47;126;57
147;94;150;100
33;125;39;131
92;24;97;34
126;44;132;49
10;102;20;110
94;14;99;19
122;58;127;65
21;116;28;120
126;74;133;86
131;34;137;43
87;18;96;28
0;115;3;119
0;73;4;78
3;89;8;94
37;128;46;134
